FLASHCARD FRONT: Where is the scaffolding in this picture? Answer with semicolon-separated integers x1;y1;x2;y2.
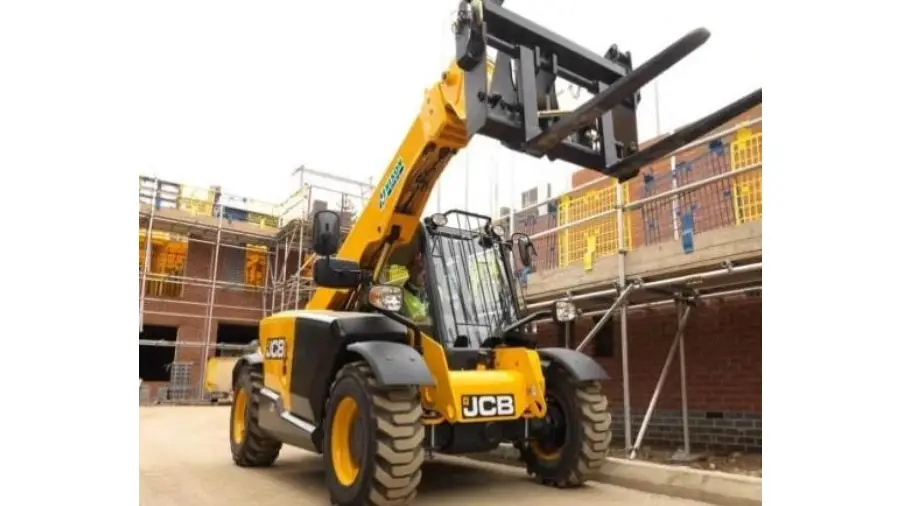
139;109;763;457
501;113;763;459
138;166;373;402
138;179;278;329
268;166;374;314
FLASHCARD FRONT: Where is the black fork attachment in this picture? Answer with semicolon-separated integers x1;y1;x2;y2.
454;0;762;181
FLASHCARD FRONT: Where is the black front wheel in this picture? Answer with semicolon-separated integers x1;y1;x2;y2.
519;366;612;487
323;361;425;506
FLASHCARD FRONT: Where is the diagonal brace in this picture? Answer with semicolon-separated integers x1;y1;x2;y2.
575;282;638;353
630;302;692;459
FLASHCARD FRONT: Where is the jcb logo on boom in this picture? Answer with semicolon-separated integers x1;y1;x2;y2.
461;394;515;419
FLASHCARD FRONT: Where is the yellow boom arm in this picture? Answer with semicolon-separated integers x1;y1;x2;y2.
306;62;472;310
306;0;762;311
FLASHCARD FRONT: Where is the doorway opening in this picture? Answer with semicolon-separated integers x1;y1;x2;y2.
139;325;177;381
216;323;259;357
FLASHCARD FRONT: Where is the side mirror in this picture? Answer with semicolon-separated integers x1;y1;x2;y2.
517;236;535;269
313;258;362;289
312;210;341;257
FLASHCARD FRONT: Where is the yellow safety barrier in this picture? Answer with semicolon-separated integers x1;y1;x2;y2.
139;231;187;298
247;212;279;228
245;244;268;287
177;185;216;217
557;179;632;269
730;128;762;224
139;230;172;272
584;235;597;272
180;197;214;217
138;229;173;244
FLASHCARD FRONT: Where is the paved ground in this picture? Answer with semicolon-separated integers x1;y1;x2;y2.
609;447;763;477
140;406;717;506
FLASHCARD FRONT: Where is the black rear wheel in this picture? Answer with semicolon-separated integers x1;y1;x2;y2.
519;366;612;487
229;367;282;467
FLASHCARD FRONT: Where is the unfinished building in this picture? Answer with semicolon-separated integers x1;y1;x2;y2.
138;167;372;402
138;105;762;456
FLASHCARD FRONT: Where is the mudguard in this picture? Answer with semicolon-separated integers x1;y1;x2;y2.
346;341;435;387
538;347;610;382
231;350;263;388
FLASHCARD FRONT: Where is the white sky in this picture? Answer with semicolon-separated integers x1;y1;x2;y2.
135;0;761;218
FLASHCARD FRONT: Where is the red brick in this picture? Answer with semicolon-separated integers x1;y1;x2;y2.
535;297;761;415
142;238;286;385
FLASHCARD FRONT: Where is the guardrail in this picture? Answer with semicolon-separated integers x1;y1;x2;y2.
139;177;282;230
505;118;762;277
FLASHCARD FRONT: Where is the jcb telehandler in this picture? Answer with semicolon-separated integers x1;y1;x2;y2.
227;1;762;504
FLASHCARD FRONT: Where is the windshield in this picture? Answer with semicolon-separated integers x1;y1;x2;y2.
427;220;520;347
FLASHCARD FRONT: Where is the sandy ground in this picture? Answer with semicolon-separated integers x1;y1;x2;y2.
140;406;718;506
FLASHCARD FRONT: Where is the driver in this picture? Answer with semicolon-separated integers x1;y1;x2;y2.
400;252;430;326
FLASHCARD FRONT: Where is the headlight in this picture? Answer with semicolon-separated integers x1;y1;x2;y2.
553;300;577;323
369;285;403;312
430;213;448;227
491;224;506;237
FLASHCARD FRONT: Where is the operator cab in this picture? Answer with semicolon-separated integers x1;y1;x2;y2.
379;210;535;368
310;208;572;371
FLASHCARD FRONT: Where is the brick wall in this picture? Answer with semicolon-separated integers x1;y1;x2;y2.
536;297;762;452
141;239;273;387
569;104;763;250
140;228;316;391
139;381;170;404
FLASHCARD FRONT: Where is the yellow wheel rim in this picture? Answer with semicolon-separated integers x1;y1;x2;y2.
531;395;565;461
530;440;561;461
330;397;361;486
232;387;249;444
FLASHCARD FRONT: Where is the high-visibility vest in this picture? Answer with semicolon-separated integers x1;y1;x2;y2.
402;287;430;324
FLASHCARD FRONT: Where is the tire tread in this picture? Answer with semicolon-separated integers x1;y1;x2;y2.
522;372;612;488
330;361;424;506
232;369;282;467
